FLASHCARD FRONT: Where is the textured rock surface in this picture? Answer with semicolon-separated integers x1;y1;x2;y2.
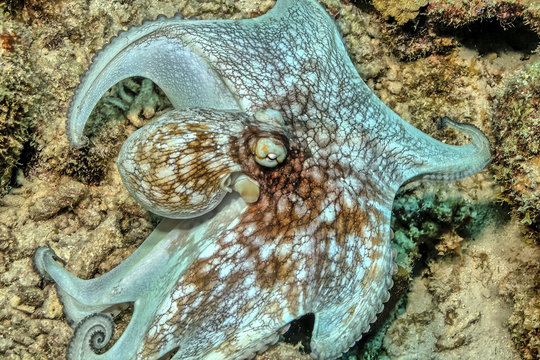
492;62;540;241
372;0;427;25
383;221;538;360
0;0;538;359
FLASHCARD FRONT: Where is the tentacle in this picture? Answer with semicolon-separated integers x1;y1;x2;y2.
34;219;185;324
310;221;395;360
66;310;152;360
67;313;114;360
34;247;65;282
366;108;492;187
34;196;247;326
400;116;491;184
66;18;238;147
431;116;491;181
65;0;304;148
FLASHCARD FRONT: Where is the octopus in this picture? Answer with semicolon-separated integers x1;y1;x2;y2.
33;0;491;359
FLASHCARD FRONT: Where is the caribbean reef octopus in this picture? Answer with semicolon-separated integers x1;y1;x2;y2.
33;0;491;359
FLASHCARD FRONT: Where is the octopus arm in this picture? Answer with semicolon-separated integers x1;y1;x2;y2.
66;19;238;147
34;196;247;340
309;212;396;359
34;219;184;323
394;115;491;184
65;0;308;148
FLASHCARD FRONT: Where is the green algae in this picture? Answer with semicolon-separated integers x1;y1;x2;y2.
389;187;505;273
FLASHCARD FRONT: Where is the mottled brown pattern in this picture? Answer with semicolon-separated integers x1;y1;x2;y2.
139;144;387;358
135;123;228;200
118;109;248;218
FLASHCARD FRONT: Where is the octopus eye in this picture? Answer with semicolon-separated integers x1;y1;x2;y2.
250;109;288;168
253;137;287;168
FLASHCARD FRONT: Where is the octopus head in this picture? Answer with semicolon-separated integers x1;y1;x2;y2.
117;108;289;219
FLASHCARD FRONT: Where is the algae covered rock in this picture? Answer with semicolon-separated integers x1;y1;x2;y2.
0;30;40;196
426;0;530;28
492;61;540;241
372;0;428;25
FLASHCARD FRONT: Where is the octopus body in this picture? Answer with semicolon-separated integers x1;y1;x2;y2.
34;0;491;359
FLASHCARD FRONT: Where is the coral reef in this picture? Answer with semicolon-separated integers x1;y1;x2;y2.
51;77;170;185
369;0;540;62
499;259;540;360
492;61;540;241
367;0;540;34
0;0;24;15
0;26;39;196
372;0;427;25
112;77;170;128
390;181;497;272
426;0;531;29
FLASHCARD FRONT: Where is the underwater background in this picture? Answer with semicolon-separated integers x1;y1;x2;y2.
0;0;538;359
